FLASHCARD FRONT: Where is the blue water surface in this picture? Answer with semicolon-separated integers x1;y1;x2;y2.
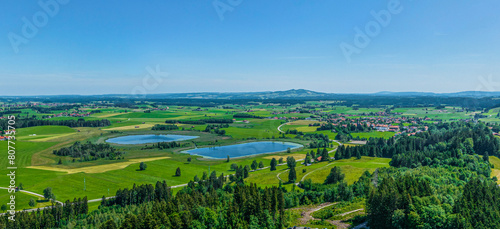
106;134;198;145
185;141;302;159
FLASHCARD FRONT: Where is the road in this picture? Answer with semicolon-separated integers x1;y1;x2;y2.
277;122;289;133
7;127;344;213
0;157;304;213
0;187;63;205
295;202;366;229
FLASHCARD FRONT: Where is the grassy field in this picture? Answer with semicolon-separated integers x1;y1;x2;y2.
0;140;58;168
0;103;437;214
246;156;390;191
0;189;52;211
17;126;76;141
312;198;365;220
225;119;283;139
27;156;171;174
490;156;500;184
301;157;390;185
351;131;395;139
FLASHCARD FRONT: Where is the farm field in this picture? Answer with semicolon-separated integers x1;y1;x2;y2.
276;157;390;185
490;156;500;184
2;100;500;229
2;104;467;203
0;189;52;211
351;131;395;140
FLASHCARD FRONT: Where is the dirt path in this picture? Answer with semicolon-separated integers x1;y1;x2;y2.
277;122;290;133
332;140;343;146
338;208;364;217
300;149;337;182
294;202;366;229
0;187;63;205
297;202;337;225
295;202;352;229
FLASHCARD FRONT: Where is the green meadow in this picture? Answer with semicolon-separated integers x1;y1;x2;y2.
2;103;449;214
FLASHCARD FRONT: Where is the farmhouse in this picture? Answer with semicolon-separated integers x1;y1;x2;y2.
375;124;389;131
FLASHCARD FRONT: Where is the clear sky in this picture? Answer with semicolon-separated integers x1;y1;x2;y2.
1;0;499;96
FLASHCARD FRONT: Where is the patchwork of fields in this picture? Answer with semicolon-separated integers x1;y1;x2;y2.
2;103;499;228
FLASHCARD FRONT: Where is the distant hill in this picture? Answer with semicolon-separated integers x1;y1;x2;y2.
143;89;500;99
372;91;500;98
140;89;331;100
5;89;500;100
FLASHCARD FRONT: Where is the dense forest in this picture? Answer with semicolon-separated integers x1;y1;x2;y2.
151;124;179;131
1;176;288;228
336;123;498;176
0;118;111;130
0;197;88;228
141;141;189;150
164;119;233;125
204;124;229;135
30;105;82;113
232;113;264;119
366;167;500;229
53;141;125;161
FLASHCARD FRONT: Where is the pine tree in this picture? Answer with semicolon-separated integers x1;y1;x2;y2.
324;166;345;184
287;156;296;169
244;165;250;178
270;158;277;171
484;151;490;163
304;153;311;165
251;160;258;170
101;219;117;229
175;167;181;176
288;167;297;183
322;148;329;161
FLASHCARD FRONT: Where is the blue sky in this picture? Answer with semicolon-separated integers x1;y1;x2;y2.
1;0;499;95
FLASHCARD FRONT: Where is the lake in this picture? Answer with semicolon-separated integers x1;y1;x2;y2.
185;141;302;159
105;134;198;145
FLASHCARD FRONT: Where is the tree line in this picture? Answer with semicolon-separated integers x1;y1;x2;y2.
0;118;111;130
165;118;233;125
151;124;178;131
204;124;229;135
53;141;125;161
